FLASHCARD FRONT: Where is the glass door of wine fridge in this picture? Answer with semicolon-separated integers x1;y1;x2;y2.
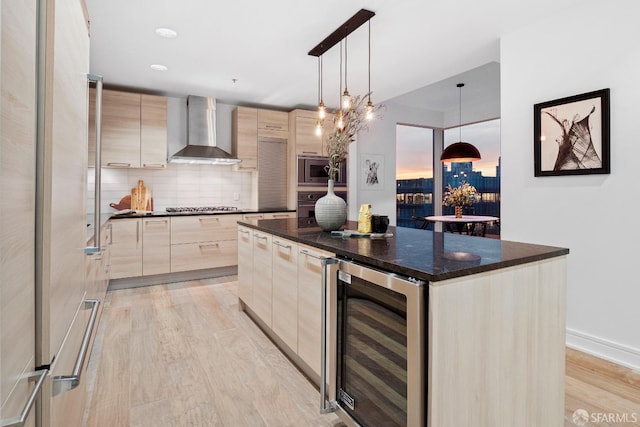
333;260;425;427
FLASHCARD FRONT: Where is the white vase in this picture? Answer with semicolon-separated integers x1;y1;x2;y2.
315;179;347;231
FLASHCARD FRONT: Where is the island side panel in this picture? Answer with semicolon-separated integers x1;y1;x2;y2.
428;256;566;427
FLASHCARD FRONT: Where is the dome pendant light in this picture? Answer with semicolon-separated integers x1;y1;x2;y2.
440;83;481;163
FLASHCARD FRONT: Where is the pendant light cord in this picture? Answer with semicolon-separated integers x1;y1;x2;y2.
458;83;464;142
339;40;343;105
368;20;371;100
344;33;348;92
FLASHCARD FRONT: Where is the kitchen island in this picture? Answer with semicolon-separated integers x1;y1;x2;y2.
237;218;569;427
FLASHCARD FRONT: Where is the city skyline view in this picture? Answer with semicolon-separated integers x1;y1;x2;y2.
396;120;501;179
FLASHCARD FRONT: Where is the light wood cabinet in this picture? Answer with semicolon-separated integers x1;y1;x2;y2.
297;244;334;376
251;231;273;327
142;218;170;275
236;229;334;378
171;215;240;244
232;107;258;170
140;94;168;168
233;107;289;171
89;89;167;169
237;226;253;305
272;238;299;351
171;240;238;272
109;218;142;279
258;109;288;136
170;214;240;273
0;0;38;417
290;109;324;156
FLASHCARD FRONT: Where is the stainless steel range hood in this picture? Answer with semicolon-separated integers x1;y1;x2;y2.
169;96;241;165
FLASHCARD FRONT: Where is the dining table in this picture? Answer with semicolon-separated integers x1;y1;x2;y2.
414;215;500;237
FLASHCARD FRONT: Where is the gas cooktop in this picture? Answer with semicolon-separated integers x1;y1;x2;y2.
165;206;239;213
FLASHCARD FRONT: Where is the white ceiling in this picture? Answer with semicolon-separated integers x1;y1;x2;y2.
85;0;579;112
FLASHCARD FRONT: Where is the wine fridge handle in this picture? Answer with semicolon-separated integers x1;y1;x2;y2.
320;257;339;414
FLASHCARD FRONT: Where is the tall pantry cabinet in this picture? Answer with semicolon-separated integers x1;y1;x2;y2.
1;0;93;426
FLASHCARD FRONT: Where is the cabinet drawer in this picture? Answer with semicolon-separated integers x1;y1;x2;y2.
170;240;238;272
171;214;241;243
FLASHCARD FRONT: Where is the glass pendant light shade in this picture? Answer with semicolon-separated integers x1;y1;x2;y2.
440;83;482;163
342;90;351;110
318;100;326;120
315;118;323;136
365;99;374;120
336;110;345;130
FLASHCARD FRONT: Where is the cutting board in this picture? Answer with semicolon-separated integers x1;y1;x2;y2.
130;180;153;211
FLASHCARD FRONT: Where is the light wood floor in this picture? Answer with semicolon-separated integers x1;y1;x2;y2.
84;277;640;427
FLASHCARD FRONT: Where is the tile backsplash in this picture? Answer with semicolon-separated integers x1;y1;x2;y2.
88;164;254;213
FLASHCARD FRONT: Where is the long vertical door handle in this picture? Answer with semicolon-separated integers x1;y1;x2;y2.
0;369;48;427
320;257;339;414
52;299;100;395
85;74;103;254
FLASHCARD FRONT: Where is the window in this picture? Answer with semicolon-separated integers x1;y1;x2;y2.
396;119;501;233
396;125;434;228
443;119;501;233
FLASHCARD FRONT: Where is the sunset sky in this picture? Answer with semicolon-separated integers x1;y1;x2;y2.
396;120;501;179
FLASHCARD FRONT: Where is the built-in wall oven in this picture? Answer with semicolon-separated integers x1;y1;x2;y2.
297;190;347;228
321;258;426;427
298;155;347;186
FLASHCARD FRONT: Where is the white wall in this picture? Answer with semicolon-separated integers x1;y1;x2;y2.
350;102;442;224
88;164;254;214
500;1;640;369
352;81;501;224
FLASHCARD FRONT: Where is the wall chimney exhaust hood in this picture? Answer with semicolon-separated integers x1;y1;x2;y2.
169;96;241;165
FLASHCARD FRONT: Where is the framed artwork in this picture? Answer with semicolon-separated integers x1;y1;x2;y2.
534;88;610;176
360;153;384;190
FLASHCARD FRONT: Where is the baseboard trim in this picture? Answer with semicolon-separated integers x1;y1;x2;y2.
566;328;640;371
108;266;238;290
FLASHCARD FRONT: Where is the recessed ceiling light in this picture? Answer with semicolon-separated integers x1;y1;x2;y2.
155;27;178;38
150;64;168;72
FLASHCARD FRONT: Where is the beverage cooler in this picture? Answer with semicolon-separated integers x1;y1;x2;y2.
321;258;426;427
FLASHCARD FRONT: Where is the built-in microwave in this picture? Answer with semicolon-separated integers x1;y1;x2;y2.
298;156;347;186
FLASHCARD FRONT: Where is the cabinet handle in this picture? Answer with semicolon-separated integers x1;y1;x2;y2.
302;151;319;155
52;299;100;395
199;243;220;248
145;219;168;224
106;162;131;167
254;234;267;241
143;163;166;168
0;369;48;427
108;223;113;245
136;221;139;243
239;230;250;236
199;217;220;222
300;249;326;260
243;215;262;219
273;241;292;249
320;258;339;414
271;214;289;218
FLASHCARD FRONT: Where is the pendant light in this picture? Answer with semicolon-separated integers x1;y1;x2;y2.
440;83;481;163
336;40;345;130
341;34;352;110
365;20;374;120
316;56;325;136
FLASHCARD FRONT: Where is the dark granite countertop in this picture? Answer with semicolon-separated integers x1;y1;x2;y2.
238;218;569;283
107;208;295;219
